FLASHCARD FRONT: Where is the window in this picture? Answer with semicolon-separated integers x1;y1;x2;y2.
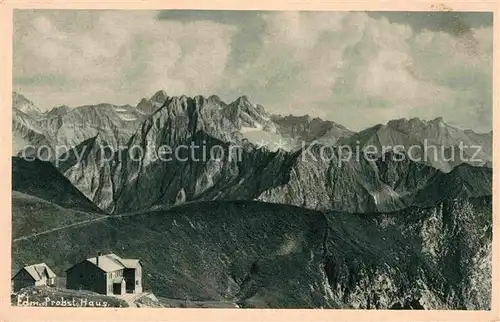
136;280;139;285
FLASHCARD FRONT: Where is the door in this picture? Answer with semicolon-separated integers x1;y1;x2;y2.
113;283;122;295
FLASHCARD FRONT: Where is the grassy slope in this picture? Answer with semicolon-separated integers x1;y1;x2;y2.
12;286;128;308
12;201;336;308
12;191;103;240
12;157;103;213
12;197;492;309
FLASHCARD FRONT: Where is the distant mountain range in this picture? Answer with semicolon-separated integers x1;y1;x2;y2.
12;91;492;161
10;91;492;213
11;91;493;309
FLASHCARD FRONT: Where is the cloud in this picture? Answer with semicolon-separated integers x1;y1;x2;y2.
14;10;236;108
367;11;493;36
211;12;493;132
13;10;492;132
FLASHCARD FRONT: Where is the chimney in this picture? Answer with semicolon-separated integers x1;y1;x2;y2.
96;252;102;267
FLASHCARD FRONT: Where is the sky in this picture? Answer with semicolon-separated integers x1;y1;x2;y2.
13;10;493;132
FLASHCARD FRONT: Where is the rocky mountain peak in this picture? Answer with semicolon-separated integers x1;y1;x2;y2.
255;104;266;114
208;95;225;106
219;96;277;134
387;117;427;131
136;90;169;115
136;98;154;115
137;98;149;105
274;114;312;123
271;114;353;144
432;116;444;124
233;95;252;105
12;91;42;117
227;96;270;117
150;90;168;106
45;105;71;118
387;116;447;132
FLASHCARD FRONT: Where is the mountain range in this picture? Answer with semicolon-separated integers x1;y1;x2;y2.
11;91;493;309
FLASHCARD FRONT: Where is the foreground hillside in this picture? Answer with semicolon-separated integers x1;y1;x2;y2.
11;157;106;240
12;198;491;309
13;201;335;308
12;286;128;308
12;157;104;213
12;286;240;308
12;191;103;240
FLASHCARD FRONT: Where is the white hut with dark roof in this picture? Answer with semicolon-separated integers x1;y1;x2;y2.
11;263;56;292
